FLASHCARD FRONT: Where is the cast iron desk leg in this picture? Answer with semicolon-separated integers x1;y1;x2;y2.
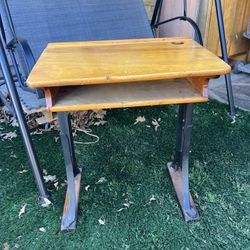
167;104;199;222
0;39;50;206
58;112;81;231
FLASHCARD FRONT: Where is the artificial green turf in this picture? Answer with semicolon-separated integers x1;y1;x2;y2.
0;101;250;250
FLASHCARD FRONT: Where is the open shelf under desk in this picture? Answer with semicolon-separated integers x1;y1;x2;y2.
45;78;208;112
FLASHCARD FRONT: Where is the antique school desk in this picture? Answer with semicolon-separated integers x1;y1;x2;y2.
27;37;231;231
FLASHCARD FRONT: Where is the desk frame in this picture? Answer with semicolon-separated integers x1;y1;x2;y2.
58;112;81;230
57;102;199;230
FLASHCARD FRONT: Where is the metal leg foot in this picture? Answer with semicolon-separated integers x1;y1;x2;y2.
168;104;199;222
38;196;52;207
167;163;199;222
61;172;81;231
58;112;81;231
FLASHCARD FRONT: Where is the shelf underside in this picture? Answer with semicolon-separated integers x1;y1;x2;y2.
47;78;208;112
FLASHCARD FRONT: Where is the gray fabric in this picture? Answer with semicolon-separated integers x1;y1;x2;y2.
0;84;46;111
0;0;153;60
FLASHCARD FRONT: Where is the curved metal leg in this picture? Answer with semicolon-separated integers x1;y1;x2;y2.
168;104;199;222
0;38;50;205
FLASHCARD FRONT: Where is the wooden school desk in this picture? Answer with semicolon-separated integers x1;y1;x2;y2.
27;37;231;231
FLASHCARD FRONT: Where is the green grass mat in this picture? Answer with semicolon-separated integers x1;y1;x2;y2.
0;101;250;250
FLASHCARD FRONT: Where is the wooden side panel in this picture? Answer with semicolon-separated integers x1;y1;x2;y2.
205;0;250;57
188;77;209;98
44;87;59;111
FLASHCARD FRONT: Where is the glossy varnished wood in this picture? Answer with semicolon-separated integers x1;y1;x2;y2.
45;78;208;112
27;37;231;88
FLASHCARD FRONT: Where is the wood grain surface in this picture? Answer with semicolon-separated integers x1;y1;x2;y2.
27;37;231;88
45;78;208;112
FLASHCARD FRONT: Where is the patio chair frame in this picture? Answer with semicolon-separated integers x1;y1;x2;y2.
0;39;50;205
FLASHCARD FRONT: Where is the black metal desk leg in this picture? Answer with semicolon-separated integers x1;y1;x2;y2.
0;39;50;206
58;112;81;231
215;0;236;119
167;104;199;222
172;103;186;167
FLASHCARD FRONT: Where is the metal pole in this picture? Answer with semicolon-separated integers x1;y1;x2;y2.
214;0;236;119
0;38;50;206
151;0;163;28
183;0;187;17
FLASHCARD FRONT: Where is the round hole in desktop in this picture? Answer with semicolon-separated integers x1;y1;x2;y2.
171;41;184;45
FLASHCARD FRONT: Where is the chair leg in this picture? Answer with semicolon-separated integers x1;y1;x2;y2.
214;0;236;120
224;74;235;120
0;38;50;206
167;104;199;222
58;112;81;231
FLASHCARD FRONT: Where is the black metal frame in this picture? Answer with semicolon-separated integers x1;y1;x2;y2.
58;112;81;231
0;7;50;205
0;16;41;115
6;37;36;76
6;37;45;98
0;7;43;97
151;0;203;45
0;36;50;206
168;104;199;222
214;0;235;119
